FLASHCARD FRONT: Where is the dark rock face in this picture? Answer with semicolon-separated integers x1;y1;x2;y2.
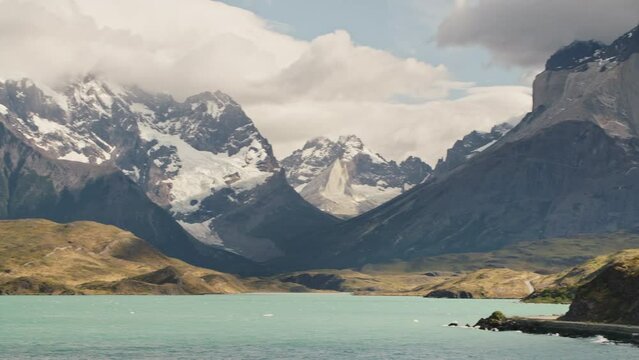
546;25;639;71
130;266;181;285
399;156;433;185
279;273;345;291
423;272;441;277
424;289;473;299
546;40;606;71
562;260;639;325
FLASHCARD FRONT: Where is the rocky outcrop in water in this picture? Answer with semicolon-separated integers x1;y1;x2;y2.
424;289;474;299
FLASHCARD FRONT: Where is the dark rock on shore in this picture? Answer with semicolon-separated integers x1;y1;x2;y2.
0;277;79;295
474;311;508;330
279;273;345;291
424;289;474;299
130;266;181;285
423;272;441;277
474;312;639;345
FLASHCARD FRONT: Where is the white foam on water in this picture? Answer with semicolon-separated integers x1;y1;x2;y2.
591;335;611;344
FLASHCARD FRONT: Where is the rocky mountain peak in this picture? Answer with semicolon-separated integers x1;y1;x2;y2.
545;40;605;71
282;134;432;217
0;78;66;121
435;122;513;175
303;136;334;149
545;24;639;72
185;90;236;112
337;134;363;147
507;23;639;145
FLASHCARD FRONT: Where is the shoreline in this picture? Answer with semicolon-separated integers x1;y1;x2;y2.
478;316;639;345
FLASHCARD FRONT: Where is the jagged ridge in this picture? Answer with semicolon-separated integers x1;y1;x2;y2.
0;75;338;263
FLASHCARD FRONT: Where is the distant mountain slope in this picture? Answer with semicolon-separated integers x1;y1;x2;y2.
282;135;432;218
293;25;639;270
0;77;337;262
434;123;512;175
0;219;247;294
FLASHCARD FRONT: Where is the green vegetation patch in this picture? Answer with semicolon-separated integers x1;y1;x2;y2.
523;286;576;304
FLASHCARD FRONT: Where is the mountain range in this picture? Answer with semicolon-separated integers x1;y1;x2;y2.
0;77;337;267
1;24;639;284
286;24;639;270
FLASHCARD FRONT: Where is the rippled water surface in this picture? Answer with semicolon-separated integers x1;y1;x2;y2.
0;294;635;359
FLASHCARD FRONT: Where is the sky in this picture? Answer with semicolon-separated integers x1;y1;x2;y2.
1;0;638;164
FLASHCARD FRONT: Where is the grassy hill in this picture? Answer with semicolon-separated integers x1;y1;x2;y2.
0;219;246;294
3;219;639;298
524;248;639;303
560;250;639;324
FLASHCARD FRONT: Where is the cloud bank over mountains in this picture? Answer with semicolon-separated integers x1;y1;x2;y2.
437;0;639;68
0;0;533;163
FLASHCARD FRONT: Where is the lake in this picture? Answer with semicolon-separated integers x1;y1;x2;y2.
0;294;635;359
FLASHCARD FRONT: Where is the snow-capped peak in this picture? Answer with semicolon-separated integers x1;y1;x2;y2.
65;75;129;119
185;90;237;118
0;76;281;253
336;134;386;164
282;134;432;217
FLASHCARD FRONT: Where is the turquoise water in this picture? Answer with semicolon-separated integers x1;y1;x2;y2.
0;294;635;359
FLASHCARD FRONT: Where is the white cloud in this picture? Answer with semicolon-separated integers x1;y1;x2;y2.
437;0;639;67
0;0;532;164
245;86;532;164
248;30;466;103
